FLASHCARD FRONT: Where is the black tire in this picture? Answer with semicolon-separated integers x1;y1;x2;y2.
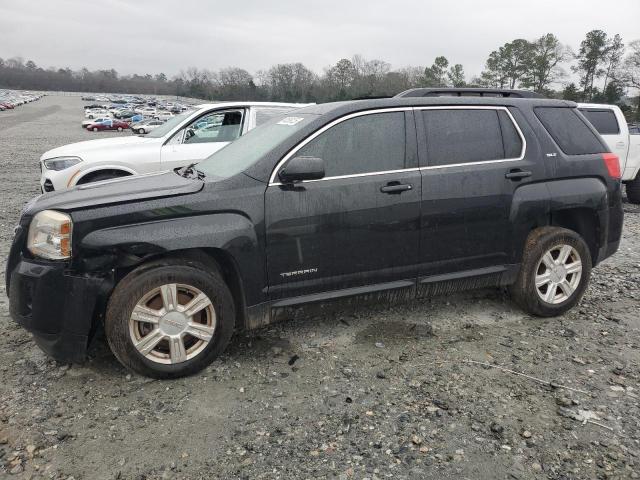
138;128;146;134
626;175;640;204
93;127;98;132
509;227;592;317
105;258;235;379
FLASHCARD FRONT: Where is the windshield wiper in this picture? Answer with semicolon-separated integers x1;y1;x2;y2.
176;163;206;180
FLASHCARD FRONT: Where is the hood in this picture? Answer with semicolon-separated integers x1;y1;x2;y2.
41;135;157;160
26;171;203;213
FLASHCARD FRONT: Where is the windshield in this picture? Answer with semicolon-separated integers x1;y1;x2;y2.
145;111;191;138
198;114;316;179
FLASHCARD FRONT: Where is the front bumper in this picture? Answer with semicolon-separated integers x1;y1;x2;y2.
8;258;107;363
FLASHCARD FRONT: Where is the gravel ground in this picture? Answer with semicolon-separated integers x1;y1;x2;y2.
0;95;639;480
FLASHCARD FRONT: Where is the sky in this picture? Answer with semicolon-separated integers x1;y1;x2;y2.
1;0;639;80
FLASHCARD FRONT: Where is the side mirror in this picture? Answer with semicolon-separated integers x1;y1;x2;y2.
278;156;325;183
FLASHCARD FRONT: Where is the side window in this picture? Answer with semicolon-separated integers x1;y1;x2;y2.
294;112;406;177
183;110;244;144
630;126;640;135
421;109;509;166
254;108;294;127
498;110;524;158
535;107;607;155
578;109;620;135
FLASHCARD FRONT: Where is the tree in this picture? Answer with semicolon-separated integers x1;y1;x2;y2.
619;40;640;120
423;56;449;86
522;33;567;93
447;64;466;87
479;40;533;89
478;51;507;88
602;34;624;93
499;39;534;88
265;63;316;102
573;30;609;101
562;83;581;101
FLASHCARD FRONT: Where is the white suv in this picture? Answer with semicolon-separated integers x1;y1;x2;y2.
40;102;310;192
578;103;640;203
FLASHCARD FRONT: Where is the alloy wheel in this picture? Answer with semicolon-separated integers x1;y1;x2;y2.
128;283;216;364
534;244;582;305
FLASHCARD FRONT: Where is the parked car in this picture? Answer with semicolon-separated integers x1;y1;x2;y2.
132;119;165;134
154;112;174;121
114;109;136;119
86;118;130;132
85;109;109;119
10;93;623;378
81;117;111;128
39;102;310;191
578;104;640;203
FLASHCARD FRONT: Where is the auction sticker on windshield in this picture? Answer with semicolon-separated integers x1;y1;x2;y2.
277;117;305;126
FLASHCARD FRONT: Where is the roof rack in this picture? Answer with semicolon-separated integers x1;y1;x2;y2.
395;88;545;99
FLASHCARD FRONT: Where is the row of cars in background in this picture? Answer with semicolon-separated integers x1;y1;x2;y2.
81;94;195;133
0;89;45;111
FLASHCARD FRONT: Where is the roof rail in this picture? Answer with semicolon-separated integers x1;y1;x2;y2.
395;88;545;99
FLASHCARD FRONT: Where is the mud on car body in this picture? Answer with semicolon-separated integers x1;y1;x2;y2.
7;95;624;378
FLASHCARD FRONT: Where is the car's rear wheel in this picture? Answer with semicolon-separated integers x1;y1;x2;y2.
117;126;123;132
510;227;592;317
138;128;146;134
105;258;235;378
626;176;640;204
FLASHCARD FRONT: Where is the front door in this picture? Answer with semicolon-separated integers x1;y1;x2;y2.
265;110;421;300
160;109;245;171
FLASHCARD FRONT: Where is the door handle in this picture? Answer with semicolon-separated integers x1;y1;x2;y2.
505;169;532;180
380;182;412;194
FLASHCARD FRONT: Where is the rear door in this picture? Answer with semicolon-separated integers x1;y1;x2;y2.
416;106;545;279
265;109;421;300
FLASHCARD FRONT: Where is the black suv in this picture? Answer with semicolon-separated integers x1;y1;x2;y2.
7;95;624;378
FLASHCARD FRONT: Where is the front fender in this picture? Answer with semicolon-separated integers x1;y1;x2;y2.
79;212;264;305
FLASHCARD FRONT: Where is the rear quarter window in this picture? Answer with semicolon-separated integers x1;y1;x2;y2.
535;107;607;155
578;108;620;135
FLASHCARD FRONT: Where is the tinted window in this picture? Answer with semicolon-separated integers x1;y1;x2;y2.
498;110;524;158
535;107;607;155
295;112;406;177
579;109;620;135
630;126;640;135
421;109;507;166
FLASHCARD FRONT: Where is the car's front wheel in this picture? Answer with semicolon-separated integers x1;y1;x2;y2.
92;127;98;132
117;126;123;132
105;258;235;378
510;227;592;317
138;128;146;134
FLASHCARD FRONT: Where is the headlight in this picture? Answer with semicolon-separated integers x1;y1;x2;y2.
27;210;73;260
43;156;82;171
